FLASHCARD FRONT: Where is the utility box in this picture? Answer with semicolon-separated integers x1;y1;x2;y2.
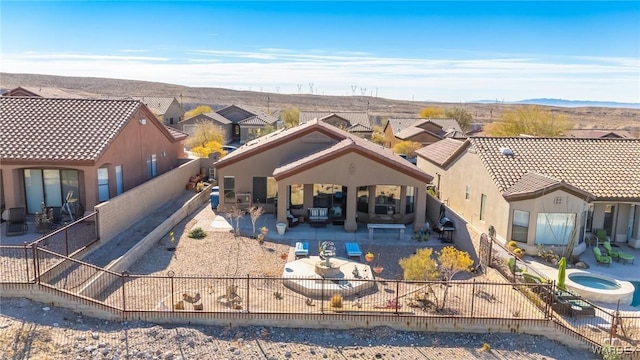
235;192;252;211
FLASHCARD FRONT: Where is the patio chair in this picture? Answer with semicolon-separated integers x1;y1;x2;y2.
592;247;612;267
603;241;635;264
294;242;309;258
5;207;28;236
286;209;299;228
602;241;622;260
595;229;609;246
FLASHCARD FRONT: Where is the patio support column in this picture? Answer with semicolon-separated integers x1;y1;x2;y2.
399;186;407;216
368;186;376;218
344;186;358;232
413;186;426;231
277;181;288;225
303;184;314;212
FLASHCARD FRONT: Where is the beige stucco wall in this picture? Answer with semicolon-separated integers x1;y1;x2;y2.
1;107;184;213
217;131;428;232
160;100;185;125
508;190;588;255
417;150;510;242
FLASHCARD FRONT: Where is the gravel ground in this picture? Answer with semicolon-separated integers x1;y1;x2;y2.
0;202;601;359
0;297;599;360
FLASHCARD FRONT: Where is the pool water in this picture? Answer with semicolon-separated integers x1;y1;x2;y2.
632;281;640;307
569;275;621;290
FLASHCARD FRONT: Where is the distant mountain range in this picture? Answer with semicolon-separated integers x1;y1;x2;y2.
475;98;640;109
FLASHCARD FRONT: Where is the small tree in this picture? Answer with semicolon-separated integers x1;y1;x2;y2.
226;205;245;238
248;205;264;235
444;107;472;133
370;125;386;145
419;106;444;118
281;107;300;128
185;120;225;150
399;246;474;311
393;141;422;157
484;105;573;137
184;105;213;119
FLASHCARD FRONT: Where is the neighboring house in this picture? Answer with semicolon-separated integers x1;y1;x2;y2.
299;111;373;139
205;104;279;144
0;97;187;215
383;118;464;148
566;129;635;139
214;119;432;232
177;112;232;141
133;97;185;126
2;86;87;98
416;137;640;255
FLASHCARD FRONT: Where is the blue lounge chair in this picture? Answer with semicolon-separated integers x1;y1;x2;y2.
345;243;362;258
294;242;309;258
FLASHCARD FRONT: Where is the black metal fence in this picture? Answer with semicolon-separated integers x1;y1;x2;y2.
2;227;638;354
0;212;98;283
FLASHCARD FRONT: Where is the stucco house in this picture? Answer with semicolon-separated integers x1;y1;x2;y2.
0;97;187;216
214;119;432;232
179;105;278;145
133;97;185;126
177;111;232;140
383;118;464;148
416;137;640;255
299;111;373;139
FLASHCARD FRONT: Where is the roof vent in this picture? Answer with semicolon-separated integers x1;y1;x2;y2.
500;147;514;156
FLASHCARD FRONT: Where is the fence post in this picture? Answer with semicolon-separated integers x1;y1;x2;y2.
246;275;250;313
65;227;69;256
320;278;325;314
32;243;40;284
121;271;128;312
168;270;175;312
23;242;30;283
395;280;400;314
471;280;476;316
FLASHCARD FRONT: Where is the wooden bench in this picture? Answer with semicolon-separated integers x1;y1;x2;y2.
308;207;329;227
367;223;406;241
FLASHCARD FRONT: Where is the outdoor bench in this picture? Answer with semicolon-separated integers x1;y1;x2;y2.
367;223;405;241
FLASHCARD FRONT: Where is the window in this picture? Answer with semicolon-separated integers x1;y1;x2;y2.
535;213;576;245
115;165;124;195
405;186;415;214
252;177;277;204
465;185;470;200
374;185;400;214
23;169;79;214
479;194;487;221
511;210;529;243
147;154;157;179
223;176;235;203
97;168;109;202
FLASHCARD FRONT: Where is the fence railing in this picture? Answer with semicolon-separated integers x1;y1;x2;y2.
0;212;98;283
2;229;638;354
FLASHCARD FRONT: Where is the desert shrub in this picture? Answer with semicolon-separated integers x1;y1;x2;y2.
188;227;206;239
330;294;343;308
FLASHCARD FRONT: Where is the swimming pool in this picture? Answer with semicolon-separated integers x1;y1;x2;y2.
564;270;634;305
632;281;640;307
569;274;621;290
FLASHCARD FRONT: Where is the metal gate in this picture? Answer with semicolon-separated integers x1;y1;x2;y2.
478;233;492;274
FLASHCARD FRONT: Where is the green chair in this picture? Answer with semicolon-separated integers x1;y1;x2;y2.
595;229;608;245
592;247;611;267
603;241;635;264
602;241;622;260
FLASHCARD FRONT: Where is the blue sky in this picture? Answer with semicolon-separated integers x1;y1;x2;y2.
1;1;639;103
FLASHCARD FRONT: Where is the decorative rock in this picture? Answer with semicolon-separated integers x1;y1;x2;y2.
91;332;99;340
42;307;50;311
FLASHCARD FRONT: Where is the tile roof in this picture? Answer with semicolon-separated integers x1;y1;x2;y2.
184;112;231;125
501;172;592;200
216;104;279;125
469;137;640;200
415;138;464;166
133;96;180;115
299;111;372;129
2;86;87;98
1;97;141;162
164;126;189;141
387;118;462;135
217;119;432;183
566;129;634;139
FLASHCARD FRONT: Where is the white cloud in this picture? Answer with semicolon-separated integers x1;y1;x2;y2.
1;50;638;103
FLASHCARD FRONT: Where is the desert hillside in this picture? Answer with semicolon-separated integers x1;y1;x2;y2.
1;72;638;130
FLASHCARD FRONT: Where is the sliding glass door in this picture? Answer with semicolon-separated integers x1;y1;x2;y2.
23;169;79;214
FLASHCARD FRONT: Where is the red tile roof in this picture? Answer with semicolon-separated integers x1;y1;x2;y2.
1;97;151;162
470;137;640;200
415;138;464;166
